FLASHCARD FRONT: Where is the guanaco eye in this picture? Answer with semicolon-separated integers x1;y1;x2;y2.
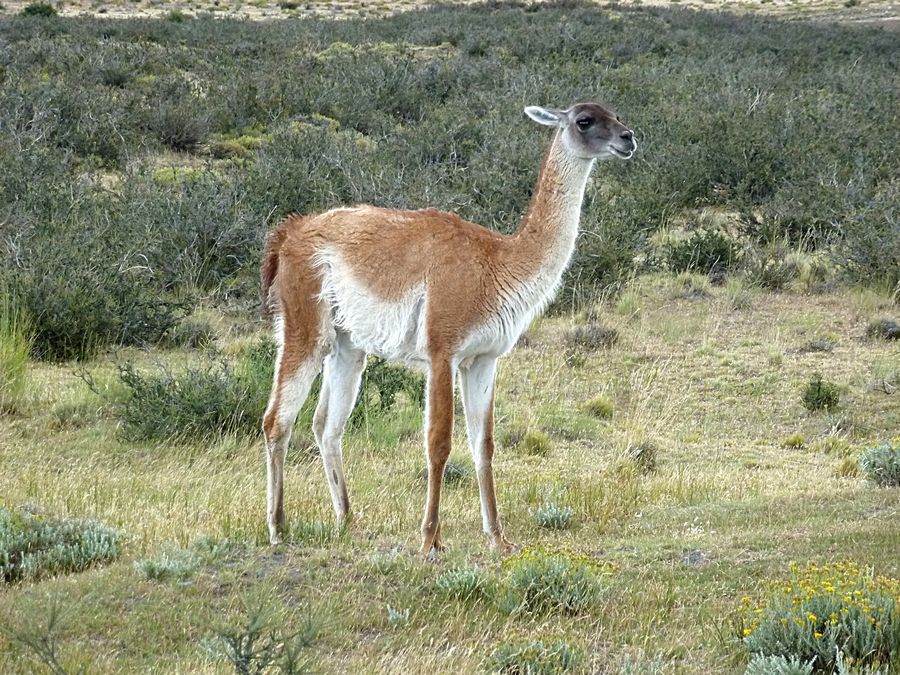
575;117;593;130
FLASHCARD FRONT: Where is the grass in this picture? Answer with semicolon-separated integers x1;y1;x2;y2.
0;279;897;672
0;288;30;413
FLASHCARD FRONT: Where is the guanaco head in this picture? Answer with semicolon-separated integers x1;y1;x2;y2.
524;102;636;161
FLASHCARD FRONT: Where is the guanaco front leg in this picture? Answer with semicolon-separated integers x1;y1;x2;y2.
460;355;515;553
420;357;454;556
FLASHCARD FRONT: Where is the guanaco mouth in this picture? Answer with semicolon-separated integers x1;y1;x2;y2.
610;145;635;159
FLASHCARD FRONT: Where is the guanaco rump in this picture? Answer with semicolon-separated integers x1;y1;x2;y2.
260;102;636;555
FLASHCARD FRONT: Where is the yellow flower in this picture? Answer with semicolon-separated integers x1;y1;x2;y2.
743;628;752;636
807;613;817;622
814;632;823;639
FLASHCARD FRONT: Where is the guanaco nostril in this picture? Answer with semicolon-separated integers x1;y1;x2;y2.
620;130;634;141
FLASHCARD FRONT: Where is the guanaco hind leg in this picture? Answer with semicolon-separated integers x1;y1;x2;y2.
313;330;366;523
263;346;323;545
460;355;515;553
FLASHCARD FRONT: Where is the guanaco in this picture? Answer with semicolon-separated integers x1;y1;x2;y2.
260;102;636;554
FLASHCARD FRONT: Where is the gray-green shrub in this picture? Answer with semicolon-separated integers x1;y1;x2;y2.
487;639;583;674
0;504;120;583
859;441;900;487
496;546;606;616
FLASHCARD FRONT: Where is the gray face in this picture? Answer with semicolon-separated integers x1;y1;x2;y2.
560;102;636;160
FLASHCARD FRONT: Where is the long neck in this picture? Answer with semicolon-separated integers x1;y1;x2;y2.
507;131;595;283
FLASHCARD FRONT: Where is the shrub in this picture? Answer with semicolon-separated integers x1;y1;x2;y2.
118;361;253;442
563;323;619;351
743;654;813;675
165;8;190;22
859;441;900;487
0;504;120;583
666;228;740;274
117;340;276;442
798;337;837;353
736;561;900;671
530;503;574;531
359;357;425;413
419;458;472;488
496;545;608;616
782;434;805;449
20;2;56;16
627;440;659;474
136;536;236;581
435;566;492;603
487;639;584;674
205;600;317;675
135;551;199;582
0;289;30;413
161;316;217;349
147;103;208;152
866;319;900;341
583;396;614;420
801;373;840;412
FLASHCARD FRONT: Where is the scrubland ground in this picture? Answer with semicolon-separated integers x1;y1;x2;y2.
2;0;898;25
1;277;898;673
1;1;898;672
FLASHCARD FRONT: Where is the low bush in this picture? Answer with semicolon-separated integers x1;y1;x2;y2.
583;396;614;420
205;600;317;675
782;434;805;449
798;337;837;354
833;457;859;479
859;441;900;487
161;316;217;349
530;503;575;531
563;323;619;351
743;654;813;675
20;2;56;16
118;361;257;442
496;545;609;616
0;504;120;583
135;551;199;582
866;319;900;341
736;561;900;671
435;566;492;603
801;373;840;412
666;228;740;274
627;440;659;474
117;339;276;442
136;536;236;581
487;638;584;674
419;458;472;488
6;237;185;361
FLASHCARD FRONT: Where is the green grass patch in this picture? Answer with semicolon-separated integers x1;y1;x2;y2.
0;288;30;414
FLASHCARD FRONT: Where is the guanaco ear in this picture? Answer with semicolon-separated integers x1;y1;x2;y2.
524;106;565;127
